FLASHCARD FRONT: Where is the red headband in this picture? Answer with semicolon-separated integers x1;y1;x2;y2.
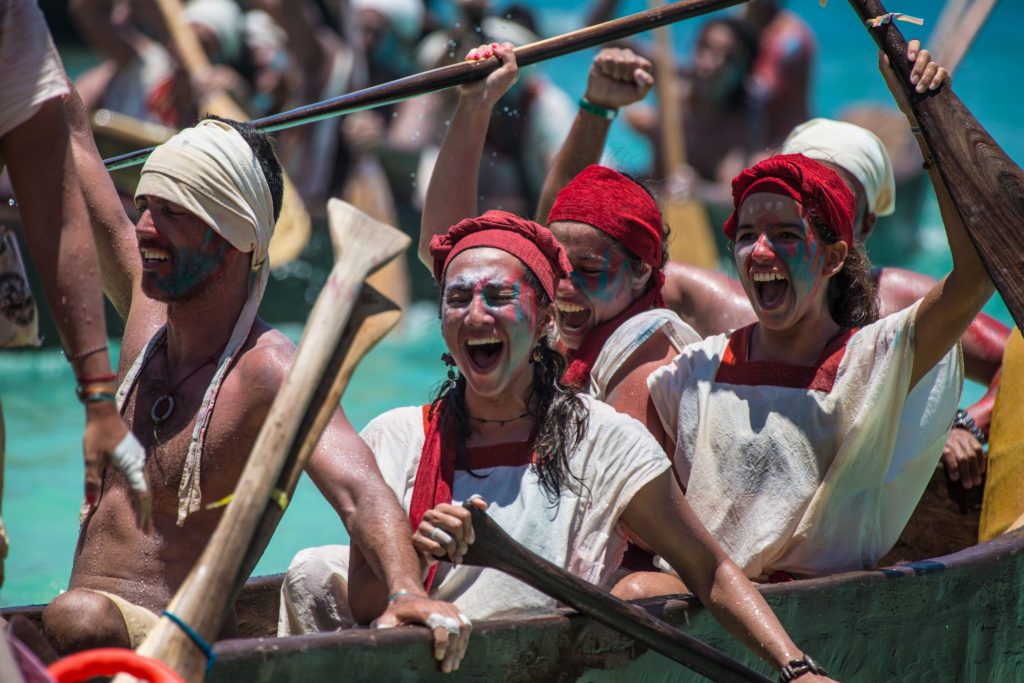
430;210;571;301
723;153;855;245
547;165;665;287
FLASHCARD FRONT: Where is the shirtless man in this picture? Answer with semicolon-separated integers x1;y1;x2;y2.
40;87;470;671
0;0;148;587
539;42;1003;493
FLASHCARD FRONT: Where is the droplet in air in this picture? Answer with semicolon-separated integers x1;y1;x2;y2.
7;199;15;207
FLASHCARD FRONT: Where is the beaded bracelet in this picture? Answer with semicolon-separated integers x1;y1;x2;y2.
579;97;617;121
76;384;116;404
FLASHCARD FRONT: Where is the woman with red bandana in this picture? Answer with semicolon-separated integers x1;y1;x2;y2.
420;44;698;450
615;152;988;599
342;211;835;681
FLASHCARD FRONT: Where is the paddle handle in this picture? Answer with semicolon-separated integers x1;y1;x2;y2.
847;0;1024;331
104;0;748;170
651;2;688;175
460;504;773;683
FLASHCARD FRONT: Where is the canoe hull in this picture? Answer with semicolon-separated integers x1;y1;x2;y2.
205;528;1024;682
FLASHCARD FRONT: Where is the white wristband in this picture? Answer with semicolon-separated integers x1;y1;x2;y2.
113;432;148;494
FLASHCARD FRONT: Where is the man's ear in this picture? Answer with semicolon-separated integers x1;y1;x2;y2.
823;240;849;278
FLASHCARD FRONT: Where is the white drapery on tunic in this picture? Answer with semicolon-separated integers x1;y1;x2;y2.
648;302;962;579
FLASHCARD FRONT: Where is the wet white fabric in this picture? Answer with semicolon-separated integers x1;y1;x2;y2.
589;308;701;400
280;396;669;630
278;545;354;635
648;302;962;579
782;117;896;218
0;0;69;168
123;119;275;524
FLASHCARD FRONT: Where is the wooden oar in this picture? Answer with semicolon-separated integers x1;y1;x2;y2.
847;0;1024;331
930;0;998;74
152;0;312;267
652;1;719;269
460;503;773;683
121;200;410;683
104;0;750;172
91;109;175;148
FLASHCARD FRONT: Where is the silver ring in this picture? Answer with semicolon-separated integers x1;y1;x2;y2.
429;527;453;546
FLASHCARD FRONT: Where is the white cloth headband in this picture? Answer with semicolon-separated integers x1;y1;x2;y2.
136;118;274;269
782;117;896;218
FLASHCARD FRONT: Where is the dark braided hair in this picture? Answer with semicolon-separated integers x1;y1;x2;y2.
432;270;590;503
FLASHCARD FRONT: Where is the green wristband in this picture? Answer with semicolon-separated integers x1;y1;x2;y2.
579;97;617;121
387;589;415;603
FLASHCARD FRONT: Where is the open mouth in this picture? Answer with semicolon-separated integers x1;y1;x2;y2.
139;245;173;269
752;271;789;310
556;301;590;333
464;336;504;373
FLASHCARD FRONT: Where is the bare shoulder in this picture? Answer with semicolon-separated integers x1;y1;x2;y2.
231;322;297;391
875;266;938;316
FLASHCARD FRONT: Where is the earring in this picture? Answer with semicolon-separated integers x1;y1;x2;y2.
441;352;457;382
529;345;543;365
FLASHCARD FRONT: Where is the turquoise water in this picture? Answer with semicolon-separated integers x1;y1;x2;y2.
2;0;1021;606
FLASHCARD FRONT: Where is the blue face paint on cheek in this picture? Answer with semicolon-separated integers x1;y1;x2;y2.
153;228;230;298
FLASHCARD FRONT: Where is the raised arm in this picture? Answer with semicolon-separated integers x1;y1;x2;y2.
64;79;142;320
535;47;653;222
622;471;834;681
2;53;148;525
876;46;997;387
418;43;519;268
305;410;470;672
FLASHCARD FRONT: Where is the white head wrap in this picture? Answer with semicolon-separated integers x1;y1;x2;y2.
124;118;276;525
781;118;896;218
351;0;424;43
184;0;244;64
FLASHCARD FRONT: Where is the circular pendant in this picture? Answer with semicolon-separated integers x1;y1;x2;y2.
151;394;175;425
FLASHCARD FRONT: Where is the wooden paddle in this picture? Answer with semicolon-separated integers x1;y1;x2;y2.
91;109;175;149
459;503;773;683
152;0;312;267
121;200;410;683
930;0;998;74
104;0;751;172
652;2;720;269
847;0;1024;331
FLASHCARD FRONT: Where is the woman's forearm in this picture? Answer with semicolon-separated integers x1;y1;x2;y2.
418;97;493;267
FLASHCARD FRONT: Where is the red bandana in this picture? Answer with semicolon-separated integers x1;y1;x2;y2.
546;165;666;388
722;153;855;245
430;210;571;301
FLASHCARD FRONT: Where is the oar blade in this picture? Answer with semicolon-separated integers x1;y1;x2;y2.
326;197;411;280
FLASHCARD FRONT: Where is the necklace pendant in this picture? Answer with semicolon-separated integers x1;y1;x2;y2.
151;394;175;425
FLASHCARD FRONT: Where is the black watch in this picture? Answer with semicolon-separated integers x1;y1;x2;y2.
779;654;828;682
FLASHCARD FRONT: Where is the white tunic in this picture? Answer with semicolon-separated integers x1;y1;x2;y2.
648;302;962;579
364;396;670;619
0;0;69;162
589;308;701;400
